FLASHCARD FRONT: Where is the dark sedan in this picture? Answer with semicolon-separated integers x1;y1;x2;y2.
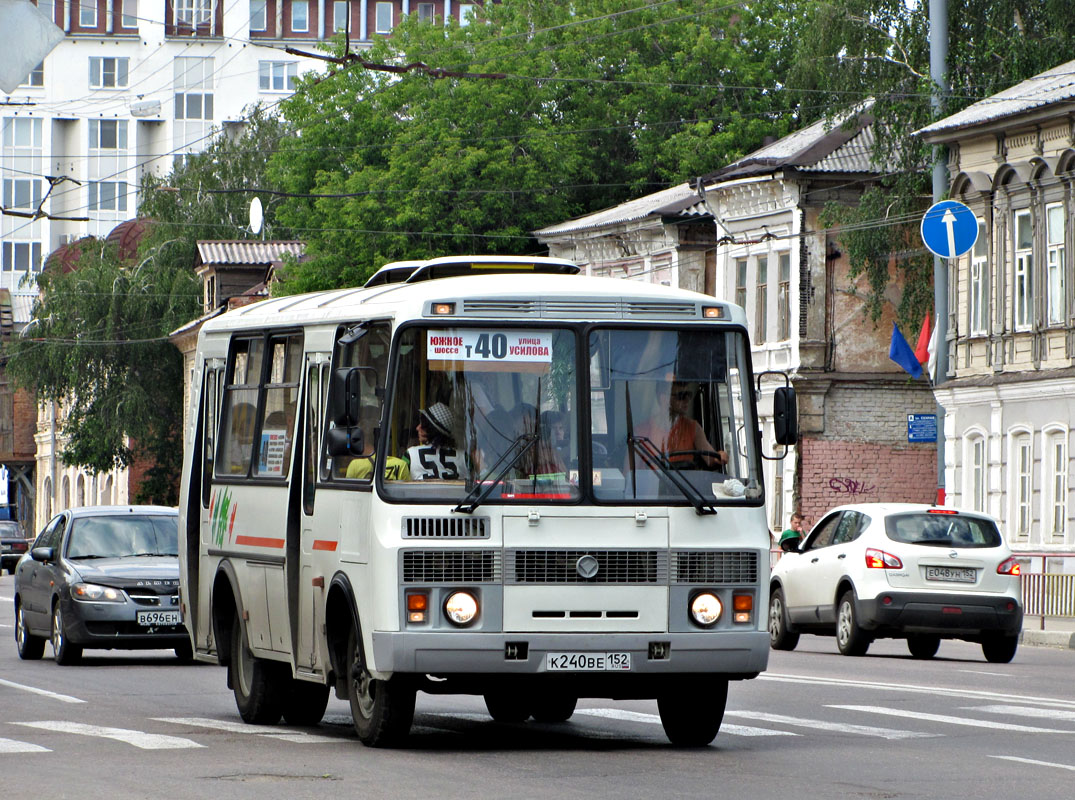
13;506;192;664
0;520;30;574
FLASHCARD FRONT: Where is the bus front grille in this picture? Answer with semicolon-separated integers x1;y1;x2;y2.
402;516;490;539
671;550;759;584
401;549;501;583
506;549;667;584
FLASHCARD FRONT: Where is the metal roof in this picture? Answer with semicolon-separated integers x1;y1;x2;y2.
917;59;1075;138
533;182;701;237
195;240;305;267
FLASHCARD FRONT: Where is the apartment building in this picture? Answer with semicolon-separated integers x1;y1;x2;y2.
919;59;1075;554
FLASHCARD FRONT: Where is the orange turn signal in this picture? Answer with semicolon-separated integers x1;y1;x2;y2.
733;594;753;612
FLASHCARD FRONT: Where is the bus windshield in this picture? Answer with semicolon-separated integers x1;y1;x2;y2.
380;324;759;506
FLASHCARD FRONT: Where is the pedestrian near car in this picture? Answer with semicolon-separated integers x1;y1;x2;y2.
780;511;805;549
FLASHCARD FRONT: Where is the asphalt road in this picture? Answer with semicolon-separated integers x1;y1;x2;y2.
2;579;1074;800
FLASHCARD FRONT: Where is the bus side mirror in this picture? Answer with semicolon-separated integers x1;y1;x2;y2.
773;386;798;445
326;425;365;457
330;367;367;427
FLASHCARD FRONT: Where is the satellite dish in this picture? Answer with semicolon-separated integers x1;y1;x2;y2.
249;196;264;235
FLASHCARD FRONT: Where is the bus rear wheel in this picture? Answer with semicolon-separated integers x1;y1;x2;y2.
230;615;286;724
657;678;727;747
347;626;415;747
282;679;330;726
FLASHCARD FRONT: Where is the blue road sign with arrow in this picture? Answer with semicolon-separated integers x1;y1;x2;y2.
921;200;978;259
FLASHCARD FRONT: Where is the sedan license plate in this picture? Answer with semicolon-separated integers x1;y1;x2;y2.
136;610;182;627
925;566;976;583
546;652;631;671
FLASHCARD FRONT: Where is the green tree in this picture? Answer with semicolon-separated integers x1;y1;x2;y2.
4;108;288;504
270;0;799;292
789;0;1075;330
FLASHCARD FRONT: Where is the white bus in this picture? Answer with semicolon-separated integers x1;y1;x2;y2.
177;255;797;747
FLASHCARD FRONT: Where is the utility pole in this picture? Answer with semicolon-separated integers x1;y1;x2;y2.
930;0;948;505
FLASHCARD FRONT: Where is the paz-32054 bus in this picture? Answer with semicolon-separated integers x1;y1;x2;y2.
177;256;796;747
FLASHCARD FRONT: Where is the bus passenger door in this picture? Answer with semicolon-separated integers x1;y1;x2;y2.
196;359;224;654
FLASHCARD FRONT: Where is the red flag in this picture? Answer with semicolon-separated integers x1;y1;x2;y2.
914;312;931;365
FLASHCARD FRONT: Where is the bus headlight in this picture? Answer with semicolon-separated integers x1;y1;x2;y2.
690;592;722;627
444;591;479;626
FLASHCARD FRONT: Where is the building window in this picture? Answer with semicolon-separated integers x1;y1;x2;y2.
250;0;267;30
375;1;392;33
1;242;43;275
1013;209;1032;331
459;3;475;25
1046;202;1066;326
3;117;43;148
88;119;128;150
20;62;44;87
970;218;988;335
1044;429;1068;543
2;179;43;209
333;0;347;31
777;252;790;340
174;57;214;120
969;435;986;513
735;258;747;312
755;256;767;345
291;0;308;32
79;0;97;26
1012;432;1032;541
259;61;297;91
175;0;211;25
90;57;129;89
121;0;137;27
417;2;434;21
88;181;128;212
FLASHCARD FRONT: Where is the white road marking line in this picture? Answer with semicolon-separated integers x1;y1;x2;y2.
763;673;1075;710
0;738;50;754
958;669;1010;677
0;623;12;628
991;755;1075;772
0;678;84;704
576;708;794;736
829;705;1073;733
968;705;1075;722
154;717;340;743
14;721;203;750
0;594;12;601
727;710;937;740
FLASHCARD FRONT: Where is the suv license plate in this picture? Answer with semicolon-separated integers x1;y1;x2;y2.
925;566;976;583
546;652;631;671
136;610;182;626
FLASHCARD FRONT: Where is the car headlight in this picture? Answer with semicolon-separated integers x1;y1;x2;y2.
444;591;479;626
72;582;125;603
690;592;722;627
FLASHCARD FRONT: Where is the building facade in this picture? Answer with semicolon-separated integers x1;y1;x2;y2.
919;59;1075;555
537;111;937;533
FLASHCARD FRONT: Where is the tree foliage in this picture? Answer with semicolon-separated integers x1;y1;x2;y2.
789;0;1075;330
270;0;799;292
4;109;288;503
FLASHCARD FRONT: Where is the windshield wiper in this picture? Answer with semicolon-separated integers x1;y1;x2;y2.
69;554;108;560
627;434;717;516
454;432;539;514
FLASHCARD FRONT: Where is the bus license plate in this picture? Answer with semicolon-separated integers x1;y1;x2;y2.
136;610;182;626
924;566;976;583
546;652;631;671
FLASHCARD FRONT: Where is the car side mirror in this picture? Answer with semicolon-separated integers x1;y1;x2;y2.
31;546;54;563
780;537;799;553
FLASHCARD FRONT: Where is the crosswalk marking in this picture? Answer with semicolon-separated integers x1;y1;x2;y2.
0;678;84;704
970;704;1075;722
991;755;1075;772
0;737;50;754
14;721;203;750
574;707;795;736
154;717;341;743
727;710;937;740
829;705;1074;733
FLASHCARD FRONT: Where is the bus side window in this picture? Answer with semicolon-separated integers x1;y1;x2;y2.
330;320;392;481
218;337;264;477
201;364;223;507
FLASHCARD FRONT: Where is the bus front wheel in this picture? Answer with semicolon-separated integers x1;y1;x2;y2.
230;614;286;724
657;678;728;746
347;626;415;747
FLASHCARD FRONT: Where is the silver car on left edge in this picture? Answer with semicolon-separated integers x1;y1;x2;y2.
13;505;192;664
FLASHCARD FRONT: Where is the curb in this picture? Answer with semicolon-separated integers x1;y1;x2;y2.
1020;630;1075;649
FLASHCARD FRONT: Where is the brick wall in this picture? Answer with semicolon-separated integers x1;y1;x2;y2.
798;437;936;524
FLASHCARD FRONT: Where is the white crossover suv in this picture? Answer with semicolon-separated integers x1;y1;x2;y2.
768;504;1023;662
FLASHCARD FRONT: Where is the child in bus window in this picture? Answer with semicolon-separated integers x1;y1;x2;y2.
406;402;467;481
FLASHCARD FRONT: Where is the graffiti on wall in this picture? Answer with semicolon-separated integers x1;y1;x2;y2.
827;477;876;496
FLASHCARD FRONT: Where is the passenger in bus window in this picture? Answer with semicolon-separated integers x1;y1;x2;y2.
635;378;727;470
406;402;467;481
226;402;256;473
346;405;410;481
